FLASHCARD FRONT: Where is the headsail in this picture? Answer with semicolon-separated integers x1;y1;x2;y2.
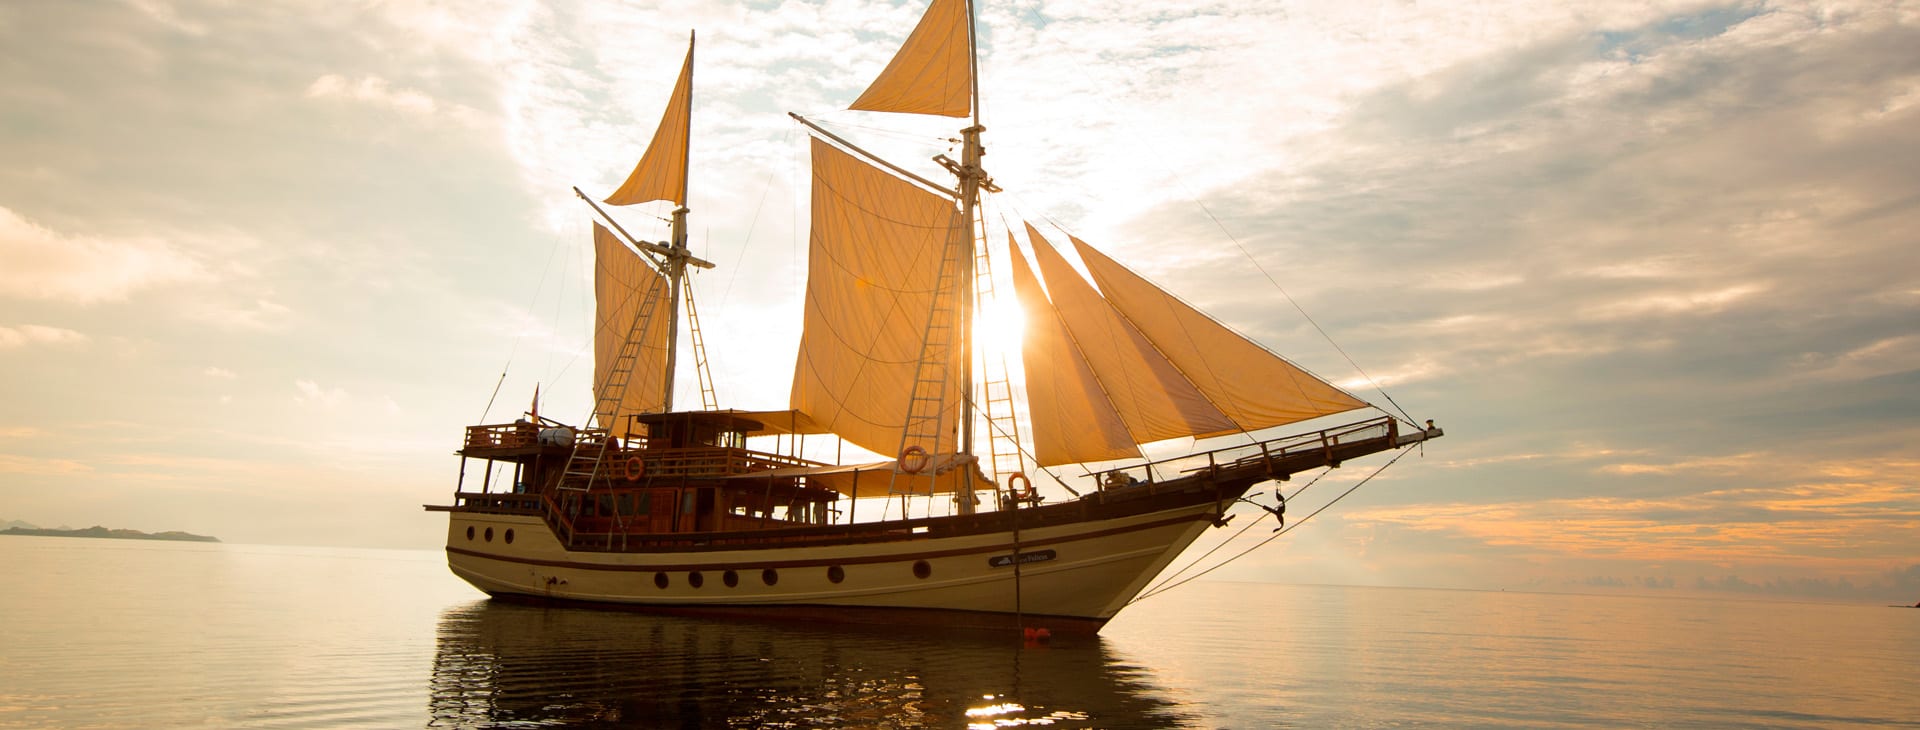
1004;223;1369;463
1006;236;1140;466
593;222;673;437
789;138;965;457
1024;224;1237;442
848;0;972;118
605;34;694;206
1069;235;1368;434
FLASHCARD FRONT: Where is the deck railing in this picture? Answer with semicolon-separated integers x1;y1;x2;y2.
1090;416;1400;490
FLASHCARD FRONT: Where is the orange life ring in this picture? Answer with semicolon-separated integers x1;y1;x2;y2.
898;445;930;474
1007;472;1035;501
624;456;645;481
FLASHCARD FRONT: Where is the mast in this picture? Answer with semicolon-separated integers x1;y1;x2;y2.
957;0;981;467
661;31;695;413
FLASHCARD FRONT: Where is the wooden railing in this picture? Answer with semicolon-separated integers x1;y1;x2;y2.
463;422;620;451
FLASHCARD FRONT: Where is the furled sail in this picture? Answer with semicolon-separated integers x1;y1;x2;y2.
1069;236;1367;434
790;138;963;457
593;222;672;437
605;36;694;206
848;0;971;118
1023;225;1238;442
1006;237;1140;466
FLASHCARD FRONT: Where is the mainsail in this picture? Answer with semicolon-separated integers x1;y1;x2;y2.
789;138;965;458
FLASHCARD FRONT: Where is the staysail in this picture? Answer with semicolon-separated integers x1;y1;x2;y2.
789;138;965;458
1069;236;1367;434
1006;237;1140;466
847;0;972;118
593;223;673;437
1006;223;1368;465
605;35;694;206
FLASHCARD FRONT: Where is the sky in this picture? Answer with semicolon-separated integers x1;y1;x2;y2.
2;0;1916;603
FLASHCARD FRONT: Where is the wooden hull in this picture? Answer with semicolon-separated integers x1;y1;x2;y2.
442;496;1225;633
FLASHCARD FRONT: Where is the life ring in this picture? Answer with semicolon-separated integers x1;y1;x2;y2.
898;445;930;474
623;456;645;481
1007;472;1035;501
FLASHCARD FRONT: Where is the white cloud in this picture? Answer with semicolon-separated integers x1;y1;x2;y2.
305;73;486;127
0;324;88;349
184;297;291;332
307;74;436;116
293;379;347;409
0;206;208;304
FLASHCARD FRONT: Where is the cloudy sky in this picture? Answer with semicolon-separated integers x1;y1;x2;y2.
2;0;1915;602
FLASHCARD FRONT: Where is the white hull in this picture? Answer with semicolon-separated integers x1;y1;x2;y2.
444;501;1220;630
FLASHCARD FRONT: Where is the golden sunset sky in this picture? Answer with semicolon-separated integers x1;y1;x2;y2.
2;0;1915;601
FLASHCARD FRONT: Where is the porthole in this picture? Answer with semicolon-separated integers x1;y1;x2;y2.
688;571;704;588
827;565;845;584
762;568;779;586
723;570;739;588
654;572;669;589
465;526;474;541
912;560;932;579
484;527;494;542
504;528;515;544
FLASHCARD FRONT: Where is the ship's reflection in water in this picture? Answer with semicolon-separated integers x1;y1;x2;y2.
428;600;1196;728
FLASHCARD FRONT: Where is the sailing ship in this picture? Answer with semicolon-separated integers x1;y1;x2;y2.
429;1;1442;634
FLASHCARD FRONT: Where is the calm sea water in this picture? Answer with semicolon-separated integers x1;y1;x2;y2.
1;537;1915;728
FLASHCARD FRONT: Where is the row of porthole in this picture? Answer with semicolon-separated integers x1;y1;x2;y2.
651;560;933;590
465;526;515;544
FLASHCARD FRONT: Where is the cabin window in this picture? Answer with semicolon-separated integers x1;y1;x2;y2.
465;526;474;541
762;568;778;586
688;571;704;588
654;572;669;589
484;527;494;542
827;565;845;584
504;529;515;545
913;560;931;579
723;570;739;588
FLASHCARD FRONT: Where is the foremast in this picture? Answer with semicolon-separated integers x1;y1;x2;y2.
590;31;714;431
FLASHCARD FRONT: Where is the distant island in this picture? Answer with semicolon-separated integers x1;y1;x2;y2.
1;525;220;543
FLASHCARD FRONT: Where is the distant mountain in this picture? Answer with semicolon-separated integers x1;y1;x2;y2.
2;519;39;531
0;525;219;543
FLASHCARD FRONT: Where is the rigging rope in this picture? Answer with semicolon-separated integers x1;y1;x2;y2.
1128;445;1413;605
478;224;570;423
1137;466;1334;597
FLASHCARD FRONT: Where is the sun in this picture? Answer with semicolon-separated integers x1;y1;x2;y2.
972;291;1026;361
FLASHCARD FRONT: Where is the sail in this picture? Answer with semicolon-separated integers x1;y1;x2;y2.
1006;238;1140;466
848;0;971;118
1069;235;1368;433
790;138;963;457
1024;225;1237;442
605;36;694;206
593;222;672;437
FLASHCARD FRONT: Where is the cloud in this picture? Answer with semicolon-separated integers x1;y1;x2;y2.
305;73;484;126
293;379;348;409
0;206;208;304
0;454;93;475
0;324;88;349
